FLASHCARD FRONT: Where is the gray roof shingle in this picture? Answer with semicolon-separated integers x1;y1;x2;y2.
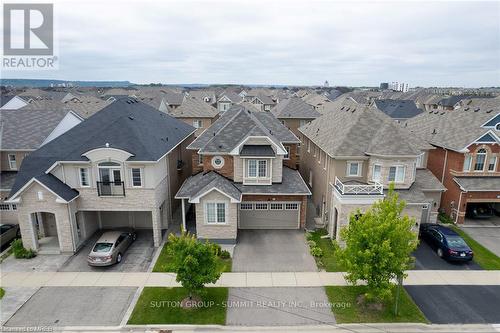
453;177;500;192
168;96;218;118
271;97;321;119
373;99;423;119
240;145;275;157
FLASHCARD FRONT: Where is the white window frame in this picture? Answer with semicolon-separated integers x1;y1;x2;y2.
246;159;268;179
416;153;424;168
8;154;17;170
255;203;269;210
309;170;313;187
307;140;311;153
318;151;322;164
240;203;253;210
131;168;143;187
198;154;203;166
192;119;203;129
211;156;225;169
285;203;299;210
372;164;382;182
79;167;90;187
488;156;497;172
205;202;227;224
0;203;11;211
474;149;487;172
270;203;283;210
346;161;362;177
388;165;406;183
463;155;472;171
284;146;290;160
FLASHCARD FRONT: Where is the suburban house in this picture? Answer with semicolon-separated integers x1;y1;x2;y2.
167;96;219;136
216;92;243;113
405;97;500;224
372;99;423;121
299;101;445;241
188;90;217;105
0;95;29;110
248;93;276;112
0;108;83;224
175;105;310;244
7;98;195;254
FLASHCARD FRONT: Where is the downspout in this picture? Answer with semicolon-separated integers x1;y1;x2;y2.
67;203;77;252
441;149;448;183
455;190;465;224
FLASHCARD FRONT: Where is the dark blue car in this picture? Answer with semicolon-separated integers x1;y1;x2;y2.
419;223;473;262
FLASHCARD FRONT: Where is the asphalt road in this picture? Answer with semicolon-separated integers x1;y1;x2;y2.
412;241;481;270
406;285;500;324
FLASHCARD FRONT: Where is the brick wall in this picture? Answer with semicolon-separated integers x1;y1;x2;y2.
203;155;234;180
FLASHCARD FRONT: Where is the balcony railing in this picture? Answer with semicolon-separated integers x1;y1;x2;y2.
334;177;383;195
97;181;125;197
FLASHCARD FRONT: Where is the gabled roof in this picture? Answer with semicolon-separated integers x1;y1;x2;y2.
188;105;299;154
373;99;423;119
271;97;321;119
299;101;429;158
0;108;74;150
163;91;185;106
251;93;275;105
454;177;500;192
218;91;243;103
404;98;500;151
168;96;218;118
10;98;195;200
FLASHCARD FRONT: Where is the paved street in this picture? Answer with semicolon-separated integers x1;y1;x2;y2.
4;287;137;327
232;230;317;272
406;285;500;324
227;287;336;326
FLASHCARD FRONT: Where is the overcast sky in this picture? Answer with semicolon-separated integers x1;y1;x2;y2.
4;0;500;87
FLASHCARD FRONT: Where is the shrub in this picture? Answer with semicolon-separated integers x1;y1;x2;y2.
11;239;37;259
219;250;230;259
311;247;323;257
438;212;454;224
211;243;222;256
307;240;317;248
306;232;314;241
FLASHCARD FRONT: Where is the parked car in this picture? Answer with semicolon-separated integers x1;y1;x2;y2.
419;223;473;262
0;224;20;248
466;203;495;219
87;229;136;266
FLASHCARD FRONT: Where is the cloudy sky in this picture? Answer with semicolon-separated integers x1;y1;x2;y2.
4;0;500;87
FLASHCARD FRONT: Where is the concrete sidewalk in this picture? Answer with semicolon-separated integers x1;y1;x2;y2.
1;270;500;288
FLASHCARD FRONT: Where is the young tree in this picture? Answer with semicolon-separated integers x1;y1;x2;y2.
339;184;418;302
167;233;222;299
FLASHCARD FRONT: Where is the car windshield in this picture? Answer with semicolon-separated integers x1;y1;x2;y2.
447;236;467;248
92;242;113;252
0;225;11;235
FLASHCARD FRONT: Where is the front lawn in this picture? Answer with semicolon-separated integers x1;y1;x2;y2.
153;244;232;273
451;226;500;270
325;285;428;323
308;229;345;272
128;287;228;325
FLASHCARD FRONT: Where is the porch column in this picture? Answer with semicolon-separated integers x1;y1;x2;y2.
151;208;162;247
181;199;186;232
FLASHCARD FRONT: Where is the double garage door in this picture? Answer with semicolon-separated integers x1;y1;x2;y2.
239;202;300;229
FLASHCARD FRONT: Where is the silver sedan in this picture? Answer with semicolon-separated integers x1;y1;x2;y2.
87;229;136;266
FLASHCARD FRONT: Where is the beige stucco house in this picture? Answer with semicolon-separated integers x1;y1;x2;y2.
7;98;194;254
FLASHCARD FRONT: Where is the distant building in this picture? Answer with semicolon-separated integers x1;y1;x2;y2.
389;82;409;93
380;82;389;90
324;80;329;88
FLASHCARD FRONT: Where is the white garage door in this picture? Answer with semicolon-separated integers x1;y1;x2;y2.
239;202;300;229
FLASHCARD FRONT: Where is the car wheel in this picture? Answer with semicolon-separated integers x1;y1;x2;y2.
132;233;137;241
437;248;443;258
117;253;122;263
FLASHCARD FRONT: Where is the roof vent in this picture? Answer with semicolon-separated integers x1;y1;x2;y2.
431;129;437;135
128;116;134;120
464;107;469;111
486;109;493;113
105;142;110;148
474;107;480;112
340;106;344;110
440;112;445;115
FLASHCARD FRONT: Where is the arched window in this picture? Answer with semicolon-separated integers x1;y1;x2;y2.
474;148;487;171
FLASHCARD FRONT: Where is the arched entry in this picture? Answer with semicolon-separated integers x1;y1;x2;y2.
31;212;61;254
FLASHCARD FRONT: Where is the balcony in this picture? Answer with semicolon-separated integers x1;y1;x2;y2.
97;181;125;197
333;177;383;195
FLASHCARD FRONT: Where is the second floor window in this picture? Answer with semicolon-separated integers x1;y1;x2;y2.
8;154;16;170
131;168;142;187
463;155;472;171
488;156;497;172
79;168;90;187
193;120;203;129
347;162;361;177
372;164;382;182
98;162;122;184
474;149;487;171
388;166;405;183
284;146;290;160
247;159;267;178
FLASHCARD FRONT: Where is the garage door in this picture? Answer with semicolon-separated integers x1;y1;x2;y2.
239;202;300;229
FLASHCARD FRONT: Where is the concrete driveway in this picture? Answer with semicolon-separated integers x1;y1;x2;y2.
232;230;317;272
406;285;500;324
59;230;155;272
226;287;335;326
459;226;500;257
412;240;481;270
4;287;136;327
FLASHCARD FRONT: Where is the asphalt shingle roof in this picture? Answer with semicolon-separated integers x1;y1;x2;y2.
240;145;275;157
373;99;423;119
10;98;195;200
168;96;218;118
271;97;321;119
454;177;500;192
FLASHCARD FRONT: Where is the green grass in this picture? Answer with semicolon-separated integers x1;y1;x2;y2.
128;287;228;325
153;244;232;273
0;288;5;299
451;225;500;270
325;286;428;323
308;229;345;272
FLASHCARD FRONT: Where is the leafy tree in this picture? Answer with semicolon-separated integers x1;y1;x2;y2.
167;233;222;298
338;184;418;302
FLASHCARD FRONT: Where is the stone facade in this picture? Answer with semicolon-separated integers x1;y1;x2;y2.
195;190;238;242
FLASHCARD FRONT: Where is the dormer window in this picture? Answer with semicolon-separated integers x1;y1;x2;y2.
474;149;487;171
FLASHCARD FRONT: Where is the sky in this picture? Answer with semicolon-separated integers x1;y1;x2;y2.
3;0;500;87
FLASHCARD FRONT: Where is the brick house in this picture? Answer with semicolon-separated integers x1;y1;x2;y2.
175;105;310;244
167;96;219;137
405;97;500;223
7;98;194;253
299;100;445;241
